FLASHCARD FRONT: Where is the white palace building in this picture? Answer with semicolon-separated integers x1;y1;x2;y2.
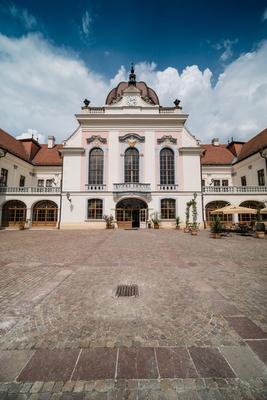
0;66;267;229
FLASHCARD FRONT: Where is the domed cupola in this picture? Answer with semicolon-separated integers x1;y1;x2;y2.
105;64;160;105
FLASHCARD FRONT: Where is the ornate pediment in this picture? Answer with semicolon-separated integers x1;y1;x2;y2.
87;135;107;146
119;133;145;143
157;135;177;145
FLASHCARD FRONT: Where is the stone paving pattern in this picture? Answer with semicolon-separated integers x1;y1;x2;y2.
0;229;267;398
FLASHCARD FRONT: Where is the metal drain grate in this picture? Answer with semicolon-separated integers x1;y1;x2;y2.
116;284;139;297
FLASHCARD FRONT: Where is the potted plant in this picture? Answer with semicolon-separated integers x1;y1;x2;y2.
184;203;190;233
151;212;160;229
18;220;25;230
175;217;180;230
210;215;222;239
255;222;265;238
103;214;114;229
191;197;198;236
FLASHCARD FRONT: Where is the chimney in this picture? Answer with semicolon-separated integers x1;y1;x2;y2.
48;135;55;149
211;138;219;146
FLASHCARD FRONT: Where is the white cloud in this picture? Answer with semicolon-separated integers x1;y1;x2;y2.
214;39;238;62
0;33;267;144
262;8;267;21
8;4;37;29
16;129;45;143
81;10;91;39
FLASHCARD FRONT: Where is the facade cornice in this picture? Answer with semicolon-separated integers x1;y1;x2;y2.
179;147;204;155
59;147;85;155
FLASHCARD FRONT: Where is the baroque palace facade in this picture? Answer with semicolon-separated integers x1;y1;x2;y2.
0;67;267;229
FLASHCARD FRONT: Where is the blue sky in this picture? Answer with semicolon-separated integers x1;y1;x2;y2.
0;0;267;142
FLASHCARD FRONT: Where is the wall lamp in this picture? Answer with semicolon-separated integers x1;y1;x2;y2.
66;192;72;203
0;148;7;158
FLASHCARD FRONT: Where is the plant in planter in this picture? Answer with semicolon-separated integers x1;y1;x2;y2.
191;195;198;236
175;217;180;230
210;215;222;238
151;212;160;229
18;220;25;230
255;222;265;238
184;203;190;233
103;214;114;229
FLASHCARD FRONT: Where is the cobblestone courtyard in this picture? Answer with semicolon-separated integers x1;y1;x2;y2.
0;229;266;399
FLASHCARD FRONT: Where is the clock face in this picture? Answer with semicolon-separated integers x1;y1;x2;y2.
127;96;137;106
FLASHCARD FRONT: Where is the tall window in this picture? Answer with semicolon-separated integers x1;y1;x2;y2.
0;168;8;187
88;199;103;219
19;175;25;187
38;179;44;187
124;148;139;183
89;148;104;184
241;176;247;186
257;169;265;186
161;199;176;219
160;148;174;185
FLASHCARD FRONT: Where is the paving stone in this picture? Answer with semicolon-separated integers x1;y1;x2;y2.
117;348;158;379
72;348;116;380
20;383;33;393
62;382;75;393
18;350;79;382
73;382;84;393
0;393;7;400
155;347;197;378
52;382;64;393
30;382;43;393
220;345;267;379
209;301;241;316
246;340;267;364
0;351;34;382
41;383;54;393
225;317;267;339
8;383;22;394
39;394;51;400
189;347;236;378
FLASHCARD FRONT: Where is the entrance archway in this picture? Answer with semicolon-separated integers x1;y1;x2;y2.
205;200;231;225
32;200;58;226
239;200;265;223
2;200;27;227
116;198;148;229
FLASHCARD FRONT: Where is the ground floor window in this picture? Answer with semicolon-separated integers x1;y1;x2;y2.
88;199;103;219
32;200;58;226
239;201;266;223
205;201;232;225
161;199;176;219
2;200;26;227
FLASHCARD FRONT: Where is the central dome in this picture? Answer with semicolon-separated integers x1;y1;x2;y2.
105;65;159;105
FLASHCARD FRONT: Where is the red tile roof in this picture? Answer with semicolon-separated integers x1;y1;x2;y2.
201;144;234;165
32;144;63;165
236;128;267;163
0;128;63;166
0;128;29;161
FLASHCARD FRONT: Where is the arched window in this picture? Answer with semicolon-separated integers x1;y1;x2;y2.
2;200;26;227
124;148;139;183
89;148;104;185
205;200;231;225
161;199;176;219
32;200;58;226
88;199;103;219
160;148;174;185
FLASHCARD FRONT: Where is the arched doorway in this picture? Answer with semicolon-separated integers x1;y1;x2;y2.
116;198;147;229
239;200;265;223
205;200;231;225
32;200;58;226
2;200;27;227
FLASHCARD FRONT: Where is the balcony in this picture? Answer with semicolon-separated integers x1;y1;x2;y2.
202;186;267;194
158;184;178;191
0;186;61;194
113;183;151;193
86;184;106;191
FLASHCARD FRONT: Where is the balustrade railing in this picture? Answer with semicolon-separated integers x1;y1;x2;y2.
85;184;106;191
0;186;61;194
158;184;178;191
113;183;151;192
202;186;267;193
